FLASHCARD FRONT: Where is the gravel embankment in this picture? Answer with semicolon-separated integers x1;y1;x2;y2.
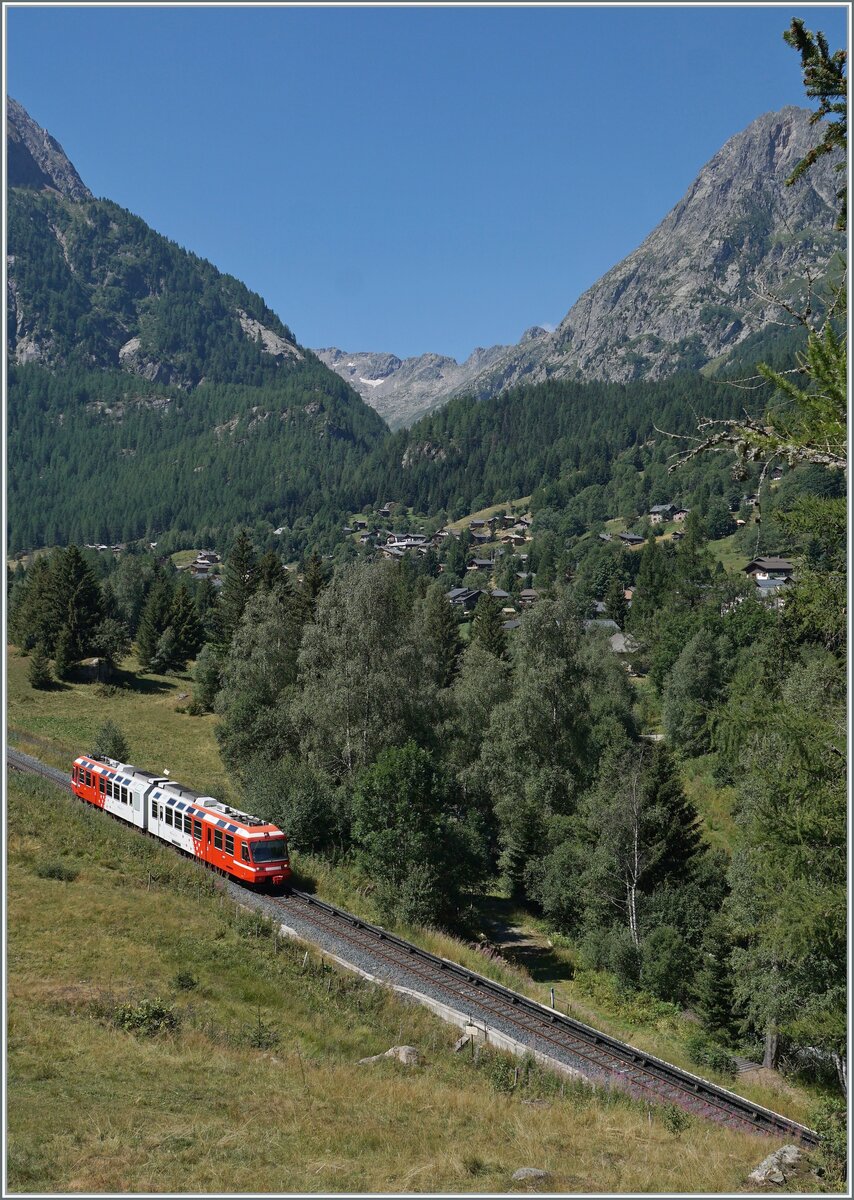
240;884;626;1093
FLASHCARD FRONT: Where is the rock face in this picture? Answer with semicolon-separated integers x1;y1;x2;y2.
6;100;309;385
6;97;92;202
318;107;843;426
314;345;509;431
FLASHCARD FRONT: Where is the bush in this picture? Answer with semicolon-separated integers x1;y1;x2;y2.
811;1097;847;1185
113;997;178;1037
486;1051;516;1093
172;970;198;991
34;860;78;883
90;719;130;762
659;1102;691;1135
606;927;641;991
683;1029;737;1080
639;925;693;1003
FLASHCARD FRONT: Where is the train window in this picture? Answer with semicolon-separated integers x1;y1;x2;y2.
183;814;193;834
151;800;159;820
225;834;234;856
193;819;202;839
120;786;128;804
99;775;106;792
241;844;250;863
165;808;173;827
85;771;92;787
214;830;223;850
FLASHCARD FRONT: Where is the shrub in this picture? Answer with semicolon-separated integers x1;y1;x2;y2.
659;1102;691;1135
34;860;78;883
90;719;130;762
607;928;642;991
172;970;198;991
113;997;178;1037
639;925;693;1003
486;1051;516;1093
683;1029;737;1080
811;1097;847;1185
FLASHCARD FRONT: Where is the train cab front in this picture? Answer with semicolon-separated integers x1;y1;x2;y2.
248;833;291;893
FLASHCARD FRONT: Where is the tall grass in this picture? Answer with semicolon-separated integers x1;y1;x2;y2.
7;772;786;1194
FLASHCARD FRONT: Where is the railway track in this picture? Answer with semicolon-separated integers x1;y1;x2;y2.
8;744;819;1147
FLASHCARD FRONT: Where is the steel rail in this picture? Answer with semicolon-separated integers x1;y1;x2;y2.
7;745;819;1147
283;890;818;1145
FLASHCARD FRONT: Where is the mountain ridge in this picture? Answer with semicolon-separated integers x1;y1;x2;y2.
317;106;844;428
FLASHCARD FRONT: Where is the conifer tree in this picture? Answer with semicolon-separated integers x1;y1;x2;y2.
48;545;103;658
136;568;175;670
421;581;462;689
471;593;507;659
93;617;132;676
27;643;52;690
301;550;329;610
692;915;740;1042
257;549;290;593
91;719;130;762
53;625;75;680
605;574;628;628
215;529;258;644
168;580;203;666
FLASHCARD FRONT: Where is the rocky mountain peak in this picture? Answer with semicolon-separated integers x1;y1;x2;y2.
7;97;92;202
318;105;844;424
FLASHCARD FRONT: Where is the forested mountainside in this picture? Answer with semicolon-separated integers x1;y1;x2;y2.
318;107;844;427
351;323;808;521
7;100;387;552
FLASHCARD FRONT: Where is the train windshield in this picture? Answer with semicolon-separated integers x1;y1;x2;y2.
251;838;288;863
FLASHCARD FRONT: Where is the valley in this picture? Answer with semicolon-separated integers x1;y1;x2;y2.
5;12;848;1192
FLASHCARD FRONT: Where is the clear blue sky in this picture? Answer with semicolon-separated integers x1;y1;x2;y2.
6;4;849;361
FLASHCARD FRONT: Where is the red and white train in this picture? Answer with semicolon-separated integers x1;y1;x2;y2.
71;753;291;889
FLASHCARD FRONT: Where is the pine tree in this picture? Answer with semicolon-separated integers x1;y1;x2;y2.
48;545;103;658
91;719;130;762
661;627;721;756
136;568;175;671
215;529;258;644
53;625;75;680
92;617;132;675
605;574;628;628
257;549;289;593
27;643;53;690
692;915;739;1042
168;580;203;666
471;594;507;659
301;550;329;610
420;581;462;689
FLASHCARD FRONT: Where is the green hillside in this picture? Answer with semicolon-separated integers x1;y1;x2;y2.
7;187;387;553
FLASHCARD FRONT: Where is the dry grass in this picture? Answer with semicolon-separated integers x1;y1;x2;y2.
8;772;800;1196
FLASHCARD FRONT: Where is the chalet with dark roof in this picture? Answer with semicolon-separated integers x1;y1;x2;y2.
743;556;794;579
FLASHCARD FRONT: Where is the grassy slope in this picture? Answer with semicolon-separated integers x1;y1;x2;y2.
8;771;803;1195
6;648;235;802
